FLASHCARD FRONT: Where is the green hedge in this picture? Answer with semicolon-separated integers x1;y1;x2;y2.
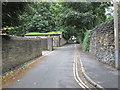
118;4;120;19
82;30;91;51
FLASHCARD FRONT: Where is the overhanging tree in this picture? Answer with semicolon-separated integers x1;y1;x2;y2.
3;2;111;37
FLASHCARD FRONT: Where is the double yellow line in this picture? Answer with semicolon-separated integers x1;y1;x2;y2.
73;44;90;90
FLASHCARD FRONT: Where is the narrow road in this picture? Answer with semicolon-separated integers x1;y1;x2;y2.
4;44;82;88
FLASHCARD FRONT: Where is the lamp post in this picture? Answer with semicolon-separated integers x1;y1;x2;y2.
113;1;119;69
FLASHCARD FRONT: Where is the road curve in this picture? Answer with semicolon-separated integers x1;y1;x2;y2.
4;44;81;88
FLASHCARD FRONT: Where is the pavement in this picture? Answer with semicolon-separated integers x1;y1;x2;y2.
3;44;81;88
2;44;119;89
76;44;119;89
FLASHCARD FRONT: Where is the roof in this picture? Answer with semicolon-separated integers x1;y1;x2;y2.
25;31;62;36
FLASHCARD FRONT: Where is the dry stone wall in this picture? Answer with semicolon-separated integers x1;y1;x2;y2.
2;35;42;73
53;36;67;47
24;36;53;51
47;38;53;51
41;38;48;50
60;37;67;46
89;20;120;66
41;38;53;51
53;36;60;47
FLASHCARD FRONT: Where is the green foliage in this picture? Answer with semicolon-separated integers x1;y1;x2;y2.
5;26;26;36
76;37;82;44
18;2;55;33
82;30;92;51
3;2;111;39
62;26;75;40
62;2;111;40
2;2;28;27
118;4;120;19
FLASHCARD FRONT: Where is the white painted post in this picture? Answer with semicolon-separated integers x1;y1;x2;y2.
113;2;119;69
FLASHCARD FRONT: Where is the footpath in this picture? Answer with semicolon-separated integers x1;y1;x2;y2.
77;45;119;89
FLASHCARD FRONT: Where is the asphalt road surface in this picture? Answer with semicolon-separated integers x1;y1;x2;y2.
4;44;81;88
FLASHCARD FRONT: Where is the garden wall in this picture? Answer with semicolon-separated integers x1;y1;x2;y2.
53;36;67;47
53;36;60;47
47;38;53;51
60;37;67;46
41;38;48;50
2;35;42;73
89;20;120;66
41;38;53;51
24;36;53;51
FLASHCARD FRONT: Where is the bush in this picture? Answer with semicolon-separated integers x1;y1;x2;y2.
76;36;82;44
82;30;91;51
5;26;26;36
118;4;120;19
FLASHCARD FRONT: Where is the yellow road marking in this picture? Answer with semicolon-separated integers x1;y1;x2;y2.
73;44;89;89
74;44;103;90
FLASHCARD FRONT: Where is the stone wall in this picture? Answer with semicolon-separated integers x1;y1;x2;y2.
89;20;120;66
41;38;53;51
53;36;67;47
41;38;48;50
47;38;53;51
53;36;60;47
2;35;42;73
25;35;67;48
25;36;53;51
60;37;67;46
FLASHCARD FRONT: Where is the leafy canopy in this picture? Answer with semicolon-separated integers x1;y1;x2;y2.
3;2;111;39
